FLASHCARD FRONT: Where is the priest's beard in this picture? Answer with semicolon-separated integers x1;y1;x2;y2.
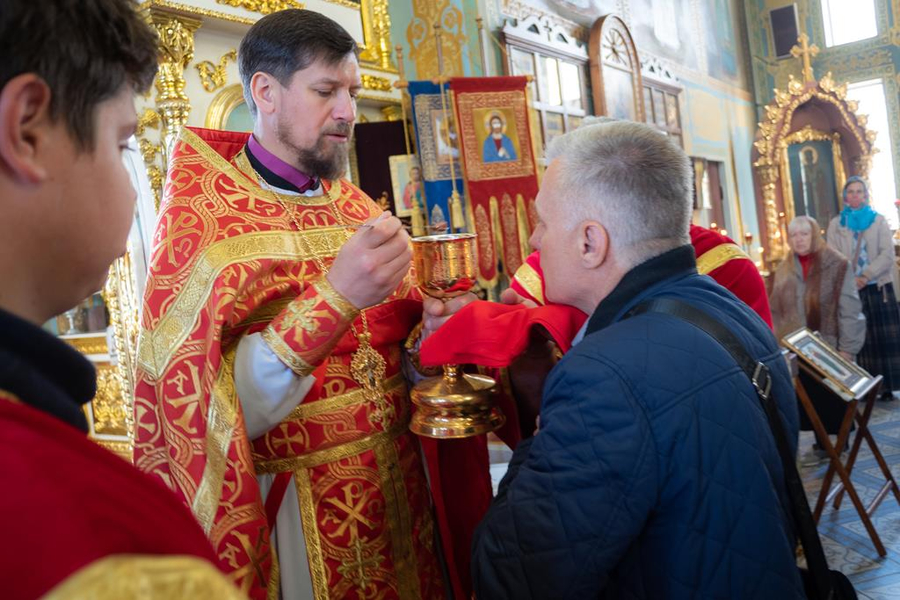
276;118;352;181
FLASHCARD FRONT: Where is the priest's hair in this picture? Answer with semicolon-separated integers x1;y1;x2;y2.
545;119;693;266
239;9;359;116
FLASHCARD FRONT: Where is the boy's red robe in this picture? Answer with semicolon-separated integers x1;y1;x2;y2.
0;395;236;599
133;127;482;599
689;225;772;328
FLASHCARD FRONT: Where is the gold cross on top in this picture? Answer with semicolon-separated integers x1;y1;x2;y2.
790;33;820;83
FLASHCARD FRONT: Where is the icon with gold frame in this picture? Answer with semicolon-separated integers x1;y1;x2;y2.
781;327;874;400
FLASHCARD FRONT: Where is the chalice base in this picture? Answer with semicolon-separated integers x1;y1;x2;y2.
409;372;505;439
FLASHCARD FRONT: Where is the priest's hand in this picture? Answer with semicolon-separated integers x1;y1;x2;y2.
508;326;558;438
421;293;478;341
327;211;412;309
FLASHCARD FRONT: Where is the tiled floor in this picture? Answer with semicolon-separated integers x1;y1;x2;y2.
488;400;900;598
800;399;900;599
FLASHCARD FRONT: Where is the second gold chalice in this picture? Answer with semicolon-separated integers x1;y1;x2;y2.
409;233;505;438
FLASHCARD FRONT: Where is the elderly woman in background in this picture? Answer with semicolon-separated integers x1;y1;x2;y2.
770;215;866;463
827;176;900;401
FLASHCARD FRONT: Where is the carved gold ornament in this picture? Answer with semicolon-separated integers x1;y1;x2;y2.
196;49;237;93
753;69;876;262
92;365;129;436
407;0;466;78
148;12;199;152
361;74;392;92
790;33;819;84
360;0;394;71
215;0;303;14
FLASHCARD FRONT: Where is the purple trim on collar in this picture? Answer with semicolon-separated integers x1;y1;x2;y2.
247;134;317;192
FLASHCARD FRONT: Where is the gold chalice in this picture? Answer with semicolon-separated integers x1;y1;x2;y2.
410;233;505;438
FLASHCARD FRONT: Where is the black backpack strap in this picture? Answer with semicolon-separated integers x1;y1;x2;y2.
627;297;833;600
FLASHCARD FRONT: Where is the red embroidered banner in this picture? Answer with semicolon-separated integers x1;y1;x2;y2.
450;76;540;287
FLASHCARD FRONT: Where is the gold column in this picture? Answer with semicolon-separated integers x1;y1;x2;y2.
360;0;396;72
758;165;784;265
148;10;201;160
372;0;394;71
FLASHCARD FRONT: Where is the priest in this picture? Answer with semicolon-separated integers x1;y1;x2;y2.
134;9;478;600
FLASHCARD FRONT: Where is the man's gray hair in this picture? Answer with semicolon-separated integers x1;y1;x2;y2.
546;119;693;266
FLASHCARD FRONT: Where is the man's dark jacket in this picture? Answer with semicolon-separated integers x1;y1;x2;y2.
472;246;805;599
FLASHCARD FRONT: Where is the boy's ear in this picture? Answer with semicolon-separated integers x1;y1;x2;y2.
0;74;53;184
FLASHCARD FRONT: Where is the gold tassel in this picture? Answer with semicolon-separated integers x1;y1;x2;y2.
449;190;466;231
411;196;426;237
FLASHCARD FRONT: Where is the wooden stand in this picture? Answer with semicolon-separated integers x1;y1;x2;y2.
796;371;900;556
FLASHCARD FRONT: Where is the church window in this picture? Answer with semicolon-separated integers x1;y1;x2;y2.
821;0;878;47
503;18;591;154
640;58;683;148
846;79;898;227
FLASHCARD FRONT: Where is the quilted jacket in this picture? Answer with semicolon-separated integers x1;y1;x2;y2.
472;246;805;599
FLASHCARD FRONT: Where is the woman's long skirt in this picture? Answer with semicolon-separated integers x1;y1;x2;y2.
857;282;900;397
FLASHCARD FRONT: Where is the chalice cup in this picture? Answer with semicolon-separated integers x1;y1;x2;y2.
409;233;505;438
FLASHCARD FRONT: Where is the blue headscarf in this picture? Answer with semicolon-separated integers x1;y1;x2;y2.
839;176;878;232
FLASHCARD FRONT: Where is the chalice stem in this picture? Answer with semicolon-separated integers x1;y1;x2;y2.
443;363;459;381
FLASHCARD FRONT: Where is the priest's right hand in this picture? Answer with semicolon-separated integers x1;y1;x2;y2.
327;211;412;309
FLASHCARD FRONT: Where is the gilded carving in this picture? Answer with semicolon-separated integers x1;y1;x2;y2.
361;74;392;92
196;49;237;93
790;34;818;84
138;1;255;24
215;0;302;13
407;0;466;79
93;364;129;436
135;108;164;209
360;0;394;71
100;250;141;454
63;336;108;356
753;69;876;263
148;11;199;155
380;105;402;121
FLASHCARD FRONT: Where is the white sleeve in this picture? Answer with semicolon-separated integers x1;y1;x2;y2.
235;332;316;439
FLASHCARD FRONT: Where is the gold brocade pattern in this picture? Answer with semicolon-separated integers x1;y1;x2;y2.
474;204;494;275
287;373;405;421
254;405;409;474
512;262;544;305
288;410;438;599
315;278;361;321
373;440;422;599
500;194;524;276
696;243;750;276
262;326;316;377
295;469;330;598
192;348;240;535
138;229;350;380
42;555;245;600
135;128;440;599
